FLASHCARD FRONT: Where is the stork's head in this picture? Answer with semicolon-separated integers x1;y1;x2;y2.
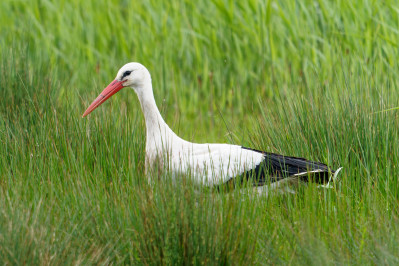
82;62;151;117
116;62;151;89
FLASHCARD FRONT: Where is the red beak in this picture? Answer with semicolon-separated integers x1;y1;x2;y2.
82;80;125;117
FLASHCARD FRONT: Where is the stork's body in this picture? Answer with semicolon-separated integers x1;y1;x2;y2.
83;63;340;187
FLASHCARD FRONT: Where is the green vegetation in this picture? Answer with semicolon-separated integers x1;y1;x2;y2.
1;0;399;264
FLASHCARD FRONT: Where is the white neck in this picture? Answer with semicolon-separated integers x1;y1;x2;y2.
134;81;183;160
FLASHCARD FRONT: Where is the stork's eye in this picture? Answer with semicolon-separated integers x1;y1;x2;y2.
122;70;132;79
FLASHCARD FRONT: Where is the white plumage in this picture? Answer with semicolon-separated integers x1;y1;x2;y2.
83;62;340;188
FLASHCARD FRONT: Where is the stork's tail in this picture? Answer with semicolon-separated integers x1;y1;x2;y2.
318;167;343;189
253;166;343;195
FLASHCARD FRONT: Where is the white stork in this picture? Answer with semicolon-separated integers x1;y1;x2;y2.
83;62;341;189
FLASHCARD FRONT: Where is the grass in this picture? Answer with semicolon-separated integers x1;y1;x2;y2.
1;0;399;264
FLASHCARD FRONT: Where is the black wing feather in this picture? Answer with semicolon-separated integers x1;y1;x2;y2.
240;146;332;186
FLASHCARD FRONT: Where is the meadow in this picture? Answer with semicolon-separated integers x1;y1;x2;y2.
1;0;399;264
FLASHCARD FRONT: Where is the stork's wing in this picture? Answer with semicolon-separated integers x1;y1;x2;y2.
238;147;333;186
175;143;335;187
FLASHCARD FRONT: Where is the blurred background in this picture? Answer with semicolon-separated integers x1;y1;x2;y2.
2;0;398;141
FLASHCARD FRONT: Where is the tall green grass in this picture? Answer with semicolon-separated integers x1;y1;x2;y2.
1;0;399;264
